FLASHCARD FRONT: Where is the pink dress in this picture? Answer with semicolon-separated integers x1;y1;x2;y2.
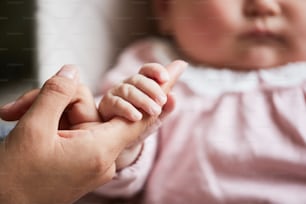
95;38;306;203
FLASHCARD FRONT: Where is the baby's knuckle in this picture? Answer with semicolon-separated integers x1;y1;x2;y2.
119;84;133;97
111;83;124;94
113;83;123;91
101;92;117;106
112;96;123;108
130;75;143;86
105;90;113;97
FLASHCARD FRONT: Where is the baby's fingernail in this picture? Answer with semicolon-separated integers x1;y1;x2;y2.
132;111;143;121
150;104;162;116
57;65;77;79
157;94;167;105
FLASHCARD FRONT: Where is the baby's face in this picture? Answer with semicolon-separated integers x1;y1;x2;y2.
155;0;306;69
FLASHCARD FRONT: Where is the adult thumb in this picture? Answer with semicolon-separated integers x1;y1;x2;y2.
19;65;79;132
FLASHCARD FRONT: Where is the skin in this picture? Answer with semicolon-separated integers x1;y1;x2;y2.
8;0;306;201
0;65;118;204
0;62;186;204
100;63;173;122
99;61;186;169
153;0;306;70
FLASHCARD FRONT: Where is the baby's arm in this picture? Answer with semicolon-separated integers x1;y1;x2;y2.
99;63;177;169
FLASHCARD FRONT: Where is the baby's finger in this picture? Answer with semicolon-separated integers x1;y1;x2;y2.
100;93;143;122
139;63;169;84
112;83;162;117
162;60;188;93
125;74;167;106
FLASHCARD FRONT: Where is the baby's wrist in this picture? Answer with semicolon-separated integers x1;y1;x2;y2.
115;143;143;171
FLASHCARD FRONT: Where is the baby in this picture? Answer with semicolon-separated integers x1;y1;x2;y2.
96;0;306;203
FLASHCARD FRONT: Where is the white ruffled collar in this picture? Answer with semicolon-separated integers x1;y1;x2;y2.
151;38;306;96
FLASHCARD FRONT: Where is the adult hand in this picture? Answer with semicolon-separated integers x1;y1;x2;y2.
0;65;124;204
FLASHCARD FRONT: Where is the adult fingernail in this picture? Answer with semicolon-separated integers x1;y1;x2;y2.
181;60;188;67
57;65;77;79
176;60;188;68
0;101;16;110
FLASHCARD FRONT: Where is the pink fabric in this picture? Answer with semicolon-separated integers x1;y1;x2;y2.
95;38;306;203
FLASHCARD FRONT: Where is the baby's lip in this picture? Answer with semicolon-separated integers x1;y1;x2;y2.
241;28;285;43
242;20;286;43
246;29;276;37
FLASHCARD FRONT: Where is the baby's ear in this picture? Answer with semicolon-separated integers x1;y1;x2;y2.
152;0;173;34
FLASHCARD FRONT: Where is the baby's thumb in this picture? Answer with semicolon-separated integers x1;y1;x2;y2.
161;60;187;93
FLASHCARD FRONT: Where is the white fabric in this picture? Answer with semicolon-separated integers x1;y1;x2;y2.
152;40;306;96
37;0;153;93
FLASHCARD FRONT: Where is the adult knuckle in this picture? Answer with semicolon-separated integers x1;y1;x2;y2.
77;84;91;97
87;154;108;175
103;165;116;181
43;77;73;97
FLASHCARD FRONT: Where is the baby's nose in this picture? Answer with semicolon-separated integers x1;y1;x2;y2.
243;0;281;18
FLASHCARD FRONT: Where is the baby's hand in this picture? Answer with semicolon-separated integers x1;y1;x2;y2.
100;63;170;122
99;61;186;170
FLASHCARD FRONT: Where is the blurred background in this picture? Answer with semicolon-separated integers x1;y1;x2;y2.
0;0;36;105
0;0;154;130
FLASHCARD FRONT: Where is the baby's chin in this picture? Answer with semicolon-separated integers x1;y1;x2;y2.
223;47;292;70
187;47;303;70
197;57;288;71
232;58;286;70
